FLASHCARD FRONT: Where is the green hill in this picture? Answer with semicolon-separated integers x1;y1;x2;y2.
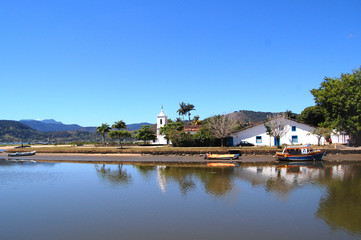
227;110;278;123
0;120;44;142
0;120;99;143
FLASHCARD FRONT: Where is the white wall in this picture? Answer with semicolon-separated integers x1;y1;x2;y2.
232;118;322;146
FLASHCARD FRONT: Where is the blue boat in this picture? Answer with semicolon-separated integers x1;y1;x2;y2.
274;145;325;161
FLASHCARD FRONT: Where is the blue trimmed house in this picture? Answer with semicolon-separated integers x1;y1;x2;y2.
231;116;348;147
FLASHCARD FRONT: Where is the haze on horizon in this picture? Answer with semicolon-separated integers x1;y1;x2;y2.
1;0;360;126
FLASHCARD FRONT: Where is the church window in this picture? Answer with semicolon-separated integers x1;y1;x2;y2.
160;119;163;125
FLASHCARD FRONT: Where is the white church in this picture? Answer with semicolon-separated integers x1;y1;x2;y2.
154;107;169;145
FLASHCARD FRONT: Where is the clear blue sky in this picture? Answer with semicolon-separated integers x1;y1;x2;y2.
1;0;360;126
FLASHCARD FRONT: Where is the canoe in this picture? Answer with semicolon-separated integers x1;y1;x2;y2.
274;145;325;161
204;153;240;160
8;150;37;157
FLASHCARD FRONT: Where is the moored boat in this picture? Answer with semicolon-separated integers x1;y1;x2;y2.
274;145;325;161
8;150;37;157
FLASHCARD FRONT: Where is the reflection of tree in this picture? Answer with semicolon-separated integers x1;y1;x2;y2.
134;166;156;178
159;167;196;195
316;165;361;235
158;167;235;197
95;164;132;185
198;168;234;197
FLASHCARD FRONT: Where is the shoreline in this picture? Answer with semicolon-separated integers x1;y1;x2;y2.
2;152;361;165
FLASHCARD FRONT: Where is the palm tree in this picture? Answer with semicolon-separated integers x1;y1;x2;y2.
185;103;195;122
112;120;126;130
177;102;187;120
96;123;111;144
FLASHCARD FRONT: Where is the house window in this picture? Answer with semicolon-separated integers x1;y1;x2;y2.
292;135;298;143
256;136;262;143
292;126;296;131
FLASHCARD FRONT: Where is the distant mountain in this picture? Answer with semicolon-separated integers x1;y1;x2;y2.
19;119;153;132
126;122;153;131
0;120;42;142
40;119;63;124
20;119;96;132
0;120;99;143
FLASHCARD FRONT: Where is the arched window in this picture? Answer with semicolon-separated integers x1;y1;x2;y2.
160;119;163;125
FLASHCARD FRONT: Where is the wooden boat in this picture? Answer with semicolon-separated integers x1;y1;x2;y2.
8;150;36;157
204;152;240;160
274;145;325;161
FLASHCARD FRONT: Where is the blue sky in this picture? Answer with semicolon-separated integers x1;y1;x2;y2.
1;0;360;126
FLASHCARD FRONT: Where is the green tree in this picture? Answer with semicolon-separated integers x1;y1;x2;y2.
177;102;187;120
298;106;325;126
311;67;361;145
159;122;184;143
185;103;196;122
134;125;156;144
96;123;111;144
112;120;126;130
309;127;331;146
108;130;131;147
284;110;297;120
192;115;202;125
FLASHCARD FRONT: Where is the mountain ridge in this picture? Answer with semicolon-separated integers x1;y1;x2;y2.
19;119;153;132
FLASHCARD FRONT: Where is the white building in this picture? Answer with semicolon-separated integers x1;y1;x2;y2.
231;116;348;146
155;107;168;145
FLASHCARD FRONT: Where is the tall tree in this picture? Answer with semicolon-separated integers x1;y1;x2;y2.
177;102;187;120
109;130;131;147
185;103;196;122
298;106;325;127
311;67;361;145
159;122;184;142
309;127;332;146
96;123;111;144
134;125;156;144
112;120;126;130
206;115;236;147
284;110;297;120
264;113;289;147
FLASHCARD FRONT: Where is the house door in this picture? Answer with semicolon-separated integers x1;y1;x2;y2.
274;138;280;146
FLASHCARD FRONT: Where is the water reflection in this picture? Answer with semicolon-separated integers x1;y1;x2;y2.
95;164;132;186
130;162;361;235
236;162;325;198
1;158;360;237
316;164;361;235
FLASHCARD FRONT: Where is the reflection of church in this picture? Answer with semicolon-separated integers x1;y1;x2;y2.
154;107;168;145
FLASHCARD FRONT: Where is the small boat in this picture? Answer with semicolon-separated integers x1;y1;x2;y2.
204;151;240;160
274;145;325;161
8;150;37;157
206;162;239;167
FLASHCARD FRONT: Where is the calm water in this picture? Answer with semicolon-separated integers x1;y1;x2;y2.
1;159;361;240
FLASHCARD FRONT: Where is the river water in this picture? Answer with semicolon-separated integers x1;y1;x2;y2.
1;159;360;240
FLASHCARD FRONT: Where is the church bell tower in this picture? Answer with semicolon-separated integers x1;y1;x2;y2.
156;107;168;144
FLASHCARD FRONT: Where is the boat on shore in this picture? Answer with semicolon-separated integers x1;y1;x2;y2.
274;145;325;161
8;150;37;157
204;151;240;160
